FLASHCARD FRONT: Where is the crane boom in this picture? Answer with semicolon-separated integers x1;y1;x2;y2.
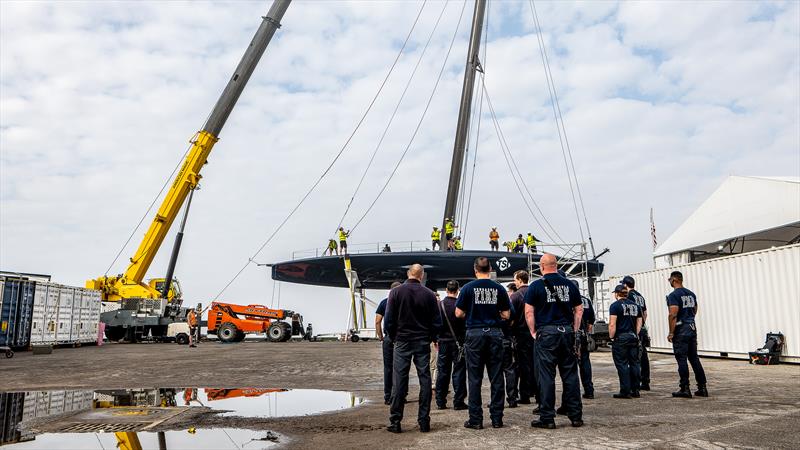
88;0;292;301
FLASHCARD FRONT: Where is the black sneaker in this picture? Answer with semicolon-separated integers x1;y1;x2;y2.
464;421;483;430
582;392;594;399
631;391;641;398
492;420;503;429
640;383;651;391
387;423;402;433
436;404;448;410
571;419;584;428
453;403;468;411
419;422;431;433
531;420;556;429
555;405;567;415
613;393;632;399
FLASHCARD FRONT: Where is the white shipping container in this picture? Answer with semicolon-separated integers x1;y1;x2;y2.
30;283;60;345
609;244;800;363
23;390;93;423
55;286;75;343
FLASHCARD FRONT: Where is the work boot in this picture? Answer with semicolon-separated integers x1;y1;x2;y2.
555;405;567;416
453;403;468;411
631;391;641;398
518;397;531;405
571;419;584;428
507;400;518;408
463;421;483;430
491;420;503;428
531;420;556;429
613;393;632;399
694;385;709;397
582;392;594;399
386;423;402;434
419;421;430;433
672;385;692;398
436;404;448;410
639;383;651;391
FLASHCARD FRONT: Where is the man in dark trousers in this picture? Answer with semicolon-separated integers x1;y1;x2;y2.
502;283;519;408
622;275;650;391
435;280;467;410
510;270;535;406
609;283;642;399
384;265;442;433
376;281;403;405
524;253;584;429
455;257;512;430
667;271;708;398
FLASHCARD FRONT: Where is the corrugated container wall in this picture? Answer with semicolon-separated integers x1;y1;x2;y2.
609;244;800;363
0;278;35;349
30;283;101;345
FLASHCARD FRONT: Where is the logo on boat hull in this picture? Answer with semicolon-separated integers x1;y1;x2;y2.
496;257;511;272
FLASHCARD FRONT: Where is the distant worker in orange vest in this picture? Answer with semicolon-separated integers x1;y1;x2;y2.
187;307;199;348
489;227;500;251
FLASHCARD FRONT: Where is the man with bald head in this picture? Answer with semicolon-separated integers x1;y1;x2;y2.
384;264;442;434
525;253;584;429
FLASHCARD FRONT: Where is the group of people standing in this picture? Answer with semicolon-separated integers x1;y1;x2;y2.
375;255;709;433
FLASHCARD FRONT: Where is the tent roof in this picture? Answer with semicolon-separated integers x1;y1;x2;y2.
654;176;800;256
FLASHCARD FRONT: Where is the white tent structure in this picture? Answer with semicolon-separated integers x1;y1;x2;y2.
607;176;800;363
654;176;800;268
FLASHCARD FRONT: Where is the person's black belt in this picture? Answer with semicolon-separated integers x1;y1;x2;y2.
467;326;502;330
539;324;573;331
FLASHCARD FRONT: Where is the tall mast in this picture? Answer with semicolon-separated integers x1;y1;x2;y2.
440;0;487;251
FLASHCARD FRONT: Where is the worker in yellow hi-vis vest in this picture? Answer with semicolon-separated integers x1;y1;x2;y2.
431;226;442;250
445;218;458;251
453;236;463;251
338;227;350;255
526;233;538;254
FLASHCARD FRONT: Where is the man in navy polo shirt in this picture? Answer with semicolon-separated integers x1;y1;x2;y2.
609;283;642;399
524;253;584;429
667;271;708;398
455;257;512;430
376;281;403;405
623;275;650;391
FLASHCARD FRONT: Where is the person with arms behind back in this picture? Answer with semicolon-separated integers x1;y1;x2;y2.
667;271;708;399
376;281;403;405
455;257;512;430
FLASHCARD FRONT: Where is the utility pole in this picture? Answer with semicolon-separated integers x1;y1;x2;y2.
441;0;487;251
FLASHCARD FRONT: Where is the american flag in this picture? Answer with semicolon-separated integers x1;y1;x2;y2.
650;208;658;251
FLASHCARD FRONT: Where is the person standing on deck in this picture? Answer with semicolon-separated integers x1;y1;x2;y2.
431;227;441;251
376;281;403;405
623;275;650;391
667;271;708;399
445;218;457;251
526;233;538;254
489;227;500;251
338;227;350;256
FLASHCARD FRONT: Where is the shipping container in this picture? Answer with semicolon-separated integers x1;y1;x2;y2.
0;392;25;445
0;277;36;349
607;243;800;363
29;282;101;346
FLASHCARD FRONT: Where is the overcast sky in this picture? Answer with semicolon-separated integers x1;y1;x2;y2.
2;1;798;334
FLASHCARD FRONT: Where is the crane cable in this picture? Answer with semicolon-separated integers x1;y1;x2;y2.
334;0;446;235
482;80;568;247
213;2;429;300
529;0;594;255
459;0;491;242
348;0;470;234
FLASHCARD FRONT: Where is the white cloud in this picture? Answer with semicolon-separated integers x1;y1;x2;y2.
1;1;798;333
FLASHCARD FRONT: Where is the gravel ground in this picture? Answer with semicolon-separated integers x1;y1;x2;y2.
1;341;799;449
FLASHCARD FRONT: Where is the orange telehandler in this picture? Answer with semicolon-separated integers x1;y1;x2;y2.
207;302;303;343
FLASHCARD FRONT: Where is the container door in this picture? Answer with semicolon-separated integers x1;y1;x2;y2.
57;287;75;342
15;281;35;348
46;286;59;343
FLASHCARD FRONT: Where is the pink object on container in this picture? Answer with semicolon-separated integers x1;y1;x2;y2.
97;322;105;346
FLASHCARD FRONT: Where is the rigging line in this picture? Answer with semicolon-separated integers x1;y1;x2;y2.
481;80;568;245
213;3;428;300
335;0;445;234
530;0;593;251
350;0;470;233
529;0;586;246
461;0;490;241
104;143;192;276
482;84;563;245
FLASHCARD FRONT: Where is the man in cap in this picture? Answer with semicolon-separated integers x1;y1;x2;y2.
514;234;525;253
667;271;708;398
456;257;512;429
622;275;650;391
609;283;642;399
489;227;500;251
524;254;584;429
384;266;441;433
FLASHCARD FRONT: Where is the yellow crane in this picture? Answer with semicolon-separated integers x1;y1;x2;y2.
87;0;292;341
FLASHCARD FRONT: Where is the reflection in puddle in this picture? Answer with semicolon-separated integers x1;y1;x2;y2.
3;429;277;449
0;388;364;448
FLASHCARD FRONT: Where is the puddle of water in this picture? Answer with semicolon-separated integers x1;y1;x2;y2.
193;388;364;418
3;429;278;449
0;388;363;448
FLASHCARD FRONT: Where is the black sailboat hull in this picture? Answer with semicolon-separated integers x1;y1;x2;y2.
271;250;604;290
